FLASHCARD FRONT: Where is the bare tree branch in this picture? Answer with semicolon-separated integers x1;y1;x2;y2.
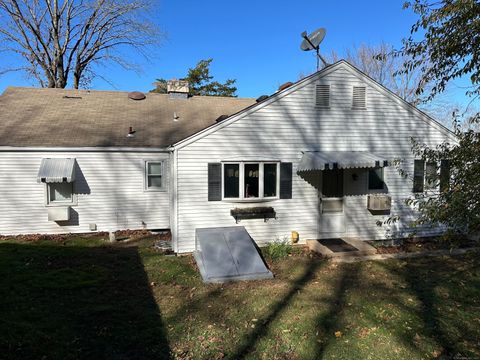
0;0;160;88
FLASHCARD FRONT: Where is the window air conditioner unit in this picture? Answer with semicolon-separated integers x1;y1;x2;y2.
367;194;392;211
48;206;70;221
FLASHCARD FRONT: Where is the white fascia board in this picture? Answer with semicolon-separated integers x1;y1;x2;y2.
171;61;344;150
0;146;171;153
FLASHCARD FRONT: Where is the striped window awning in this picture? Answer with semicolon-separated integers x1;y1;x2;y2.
37;158;76;183
297;151;389;172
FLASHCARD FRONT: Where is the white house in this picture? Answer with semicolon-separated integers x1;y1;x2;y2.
0;60;456;253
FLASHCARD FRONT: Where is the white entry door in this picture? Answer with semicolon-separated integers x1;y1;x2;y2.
319;168;346;235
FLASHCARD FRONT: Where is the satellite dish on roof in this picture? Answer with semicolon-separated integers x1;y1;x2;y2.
300;27;328;71
300;28;326;51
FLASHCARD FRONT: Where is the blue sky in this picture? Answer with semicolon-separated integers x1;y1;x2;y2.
0;0;469;104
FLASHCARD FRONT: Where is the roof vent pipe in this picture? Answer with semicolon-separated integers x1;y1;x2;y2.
278;82;294;92
215;114;229;123
256;95;269;103
127;126;136;138
128;91;146;100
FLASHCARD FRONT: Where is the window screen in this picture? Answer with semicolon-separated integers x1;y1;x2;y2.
244;163;259;198
322;198;344;213
322;169;343;197
425;162;437;189
368;168;384;190
49;182;73;203
146;161;164;190
413;160;425;193
224;164;239;198
264;163;277;197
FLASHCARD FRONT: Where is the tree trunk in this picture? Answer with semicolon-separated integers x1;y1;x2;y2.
73;70;81;89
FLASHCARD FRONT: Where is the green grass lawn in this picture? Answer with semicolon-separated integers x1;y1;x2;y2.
0;236;479;360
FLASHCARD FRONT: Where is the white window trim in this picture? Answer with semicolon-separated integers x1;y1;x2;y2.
144;160;166;192
45;182;77;207
221;162;280;202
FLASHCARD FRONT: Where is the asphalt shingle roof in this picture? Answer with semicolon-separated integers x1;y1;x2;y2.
0;87;255;148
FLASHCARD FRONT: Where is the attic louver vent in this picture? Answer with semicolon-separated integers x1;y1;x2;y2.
352;86;366;109
315;84;330;108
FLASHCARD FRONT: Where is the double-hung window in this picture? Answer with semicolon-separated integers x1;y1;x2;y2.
413;159;449;193
145;161;165;191
223;162;279;200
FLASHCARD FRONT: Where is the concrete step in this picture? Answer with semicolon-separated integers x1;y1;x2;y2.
307;238;377;258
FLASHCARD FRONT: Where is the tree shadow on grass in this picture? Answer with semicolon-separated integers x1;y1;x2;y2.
313;264;357;359
382;255;480;359
228;258;326;360
0;243;171;360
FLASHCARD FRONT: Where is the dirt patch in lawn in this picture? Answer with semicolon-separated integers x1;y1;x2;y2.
371;236;478;254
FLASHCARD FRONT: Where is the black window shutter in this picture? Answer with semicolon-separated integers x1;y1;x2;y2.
440;160;450;192
280;162;293;199
208;163;222;201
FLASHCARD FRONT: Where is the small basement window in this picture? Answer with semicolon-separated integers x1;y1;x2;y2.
223;162;279;200
47;182;74;204
145;161;165;191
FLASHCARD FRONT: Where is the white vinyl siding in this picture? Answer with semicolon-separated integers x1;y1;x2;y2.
174;63;454;253
0;151;170;234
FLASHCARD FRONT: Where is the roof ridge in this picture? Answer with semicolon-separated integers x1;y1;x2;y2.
2;86;255;100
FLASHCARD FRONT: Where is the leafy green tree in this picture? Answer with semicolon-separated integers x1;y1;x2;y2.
397;0;480;101
392;0;480;238
151;58;237;97
403;124;480;236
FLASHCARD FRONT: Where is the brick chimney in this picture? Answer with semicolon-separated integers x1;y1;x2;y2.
167;79;189;99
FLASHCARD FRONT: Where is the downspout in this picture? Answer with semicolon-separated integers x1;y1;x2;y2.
168;146;179;253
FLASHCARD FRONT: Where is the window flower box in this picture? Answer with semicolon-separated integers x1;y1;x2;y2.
230;207;276;223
